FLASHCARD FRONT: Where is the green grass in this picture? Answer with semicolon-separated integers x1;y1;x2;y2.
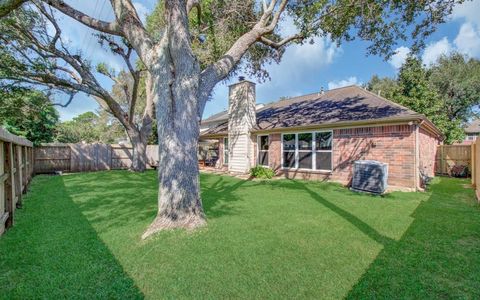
0;171;479;299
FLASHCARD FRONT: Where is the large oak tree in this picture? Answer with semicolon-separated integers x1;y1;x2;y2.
1;0;463;238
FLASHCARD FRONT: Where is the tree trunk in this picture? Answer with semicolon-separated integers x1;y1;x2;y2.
142;0;206;239
130;132;148;172
142;69;206;238
142;120;205;238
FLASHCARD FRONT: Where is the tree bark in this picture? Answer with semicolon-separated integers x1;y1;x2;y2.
142;0;205;239
129;131;148;172
141;71;206;238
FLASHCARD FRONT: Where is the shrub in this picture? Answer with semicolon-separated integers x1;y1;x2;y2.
250;166;275;179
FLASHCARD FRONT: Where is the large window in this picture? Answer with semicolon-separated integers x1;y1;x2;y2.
258;135;269;166
223;137;229;165
282;131;333;171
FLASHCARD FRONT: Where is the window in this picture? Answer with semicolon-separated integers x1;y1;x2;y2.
467;134;478;141
282;131;333;171
282;134;296;168
298;133;313;169
315;132;332;171
258;135;269;166
223;137;229;165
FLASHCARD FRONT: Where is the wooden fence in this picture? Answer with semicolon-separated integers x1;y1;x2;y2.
435;144;472;175
471;140;480;201
0;128;34;236
34;143;159;174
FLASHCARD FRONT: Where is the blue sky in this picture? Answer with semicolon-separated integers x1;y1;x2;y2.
54;0;480;121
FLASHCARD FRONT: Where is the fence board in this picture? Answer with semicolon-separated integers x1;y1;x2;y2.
0;129;34;236
34;143;159;173
435;145;472;175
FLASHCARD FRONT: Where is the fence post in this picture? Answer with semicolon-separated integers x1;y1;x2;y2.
13;146;22;208
4;142;15;228
441;145;445;175
472;143;476;186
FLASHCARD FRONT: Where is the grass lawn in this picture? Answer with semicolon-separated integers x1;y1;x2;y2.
1;171;479;299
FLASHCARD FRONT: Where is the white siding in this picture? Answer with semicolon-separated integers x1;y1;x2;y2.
227;80;256;173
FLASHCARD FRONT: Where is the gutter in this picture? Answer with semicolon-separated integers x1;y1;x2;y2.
200;115;444;140
414;121;422;191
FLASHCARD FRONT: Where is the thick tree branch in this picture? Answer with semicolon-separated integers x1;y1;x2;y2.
43;0;122;35
198;0;291;117
259;34;304;49
109;0;154;64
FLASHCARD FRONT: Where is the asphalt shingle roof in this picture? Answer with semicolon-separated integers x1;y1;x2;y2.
201;85;425;136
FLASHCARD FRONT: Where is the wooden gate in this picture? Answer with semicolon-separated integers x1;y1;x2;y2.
435;145;472;175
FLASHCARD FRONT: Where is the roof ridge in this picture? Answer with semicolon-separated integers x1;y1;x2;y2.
262;85;360;106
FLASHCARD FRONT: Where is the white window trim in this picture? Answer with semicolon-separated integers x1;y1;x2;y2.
280;130;333;172
257;134;269;167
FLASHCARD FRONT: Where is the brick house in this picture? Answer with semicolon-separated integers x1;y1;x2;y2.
200;79;443;191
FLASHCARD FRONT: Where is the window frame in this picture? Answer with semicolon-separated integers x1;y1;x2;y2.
257;134;270;167
280;130;333;172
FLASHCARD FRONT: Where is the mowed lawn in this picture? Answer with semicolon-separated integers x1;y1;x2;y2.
1;171;479;299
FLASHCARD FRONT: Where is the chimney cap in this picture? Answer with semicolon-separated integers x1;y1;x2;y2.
238;76;245;81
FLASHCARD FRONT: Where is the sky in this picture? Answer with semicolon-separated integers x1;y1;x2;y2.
53;0;480;121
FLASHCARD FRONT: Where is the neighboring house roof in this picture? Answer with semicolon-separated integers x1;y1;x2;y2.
201;85;440;137
465;120;480;133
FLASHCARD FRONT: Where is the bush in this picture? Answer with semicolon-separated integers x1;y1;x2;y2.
250;166;275;179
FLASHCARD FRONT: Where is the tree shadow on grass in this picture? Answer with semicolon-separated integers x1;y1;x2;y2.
345;177;480;299
201;174;251;218
61;171;252;231
271;179;395;246
295;180;395;246
0;175;143;299
61;171;158;231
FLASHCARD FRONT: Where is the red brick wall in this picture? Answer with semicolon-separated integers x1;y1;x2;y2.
418;127;440;178
265;124;417;189
269;133;282;172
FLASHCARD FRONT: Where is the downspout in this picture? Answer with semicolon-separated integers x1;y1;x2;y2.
414;120;424;191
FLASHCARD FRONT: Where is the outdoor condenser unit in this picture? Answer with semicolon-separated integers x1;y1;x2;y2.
351;160;388;194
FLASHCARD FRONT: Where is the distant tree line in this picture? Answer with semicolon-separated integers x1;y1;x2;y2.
367;53;480;144
0;85;148;145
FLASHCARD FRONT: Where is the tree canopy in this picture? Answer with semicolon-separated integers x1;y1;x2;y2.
367;53;480;144
0;86;59;145
55;111;125;144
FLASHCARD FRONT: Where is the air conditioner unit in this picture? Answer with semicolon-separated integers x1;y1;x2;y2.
351;160;388;194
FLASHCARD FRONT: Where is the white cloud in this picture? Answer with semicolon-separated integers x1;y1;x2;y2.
327;76;360;90
389;46;410;69
454;22;480;57
422;37;452;66
279;17;341;68
452;0;480;27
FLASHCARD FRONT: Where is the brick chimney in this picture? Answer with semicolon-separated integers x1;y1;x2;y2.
227;77;256;173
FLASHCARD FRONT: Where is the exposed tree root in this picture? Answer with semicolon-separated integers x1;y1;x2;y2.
141;213;206;239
